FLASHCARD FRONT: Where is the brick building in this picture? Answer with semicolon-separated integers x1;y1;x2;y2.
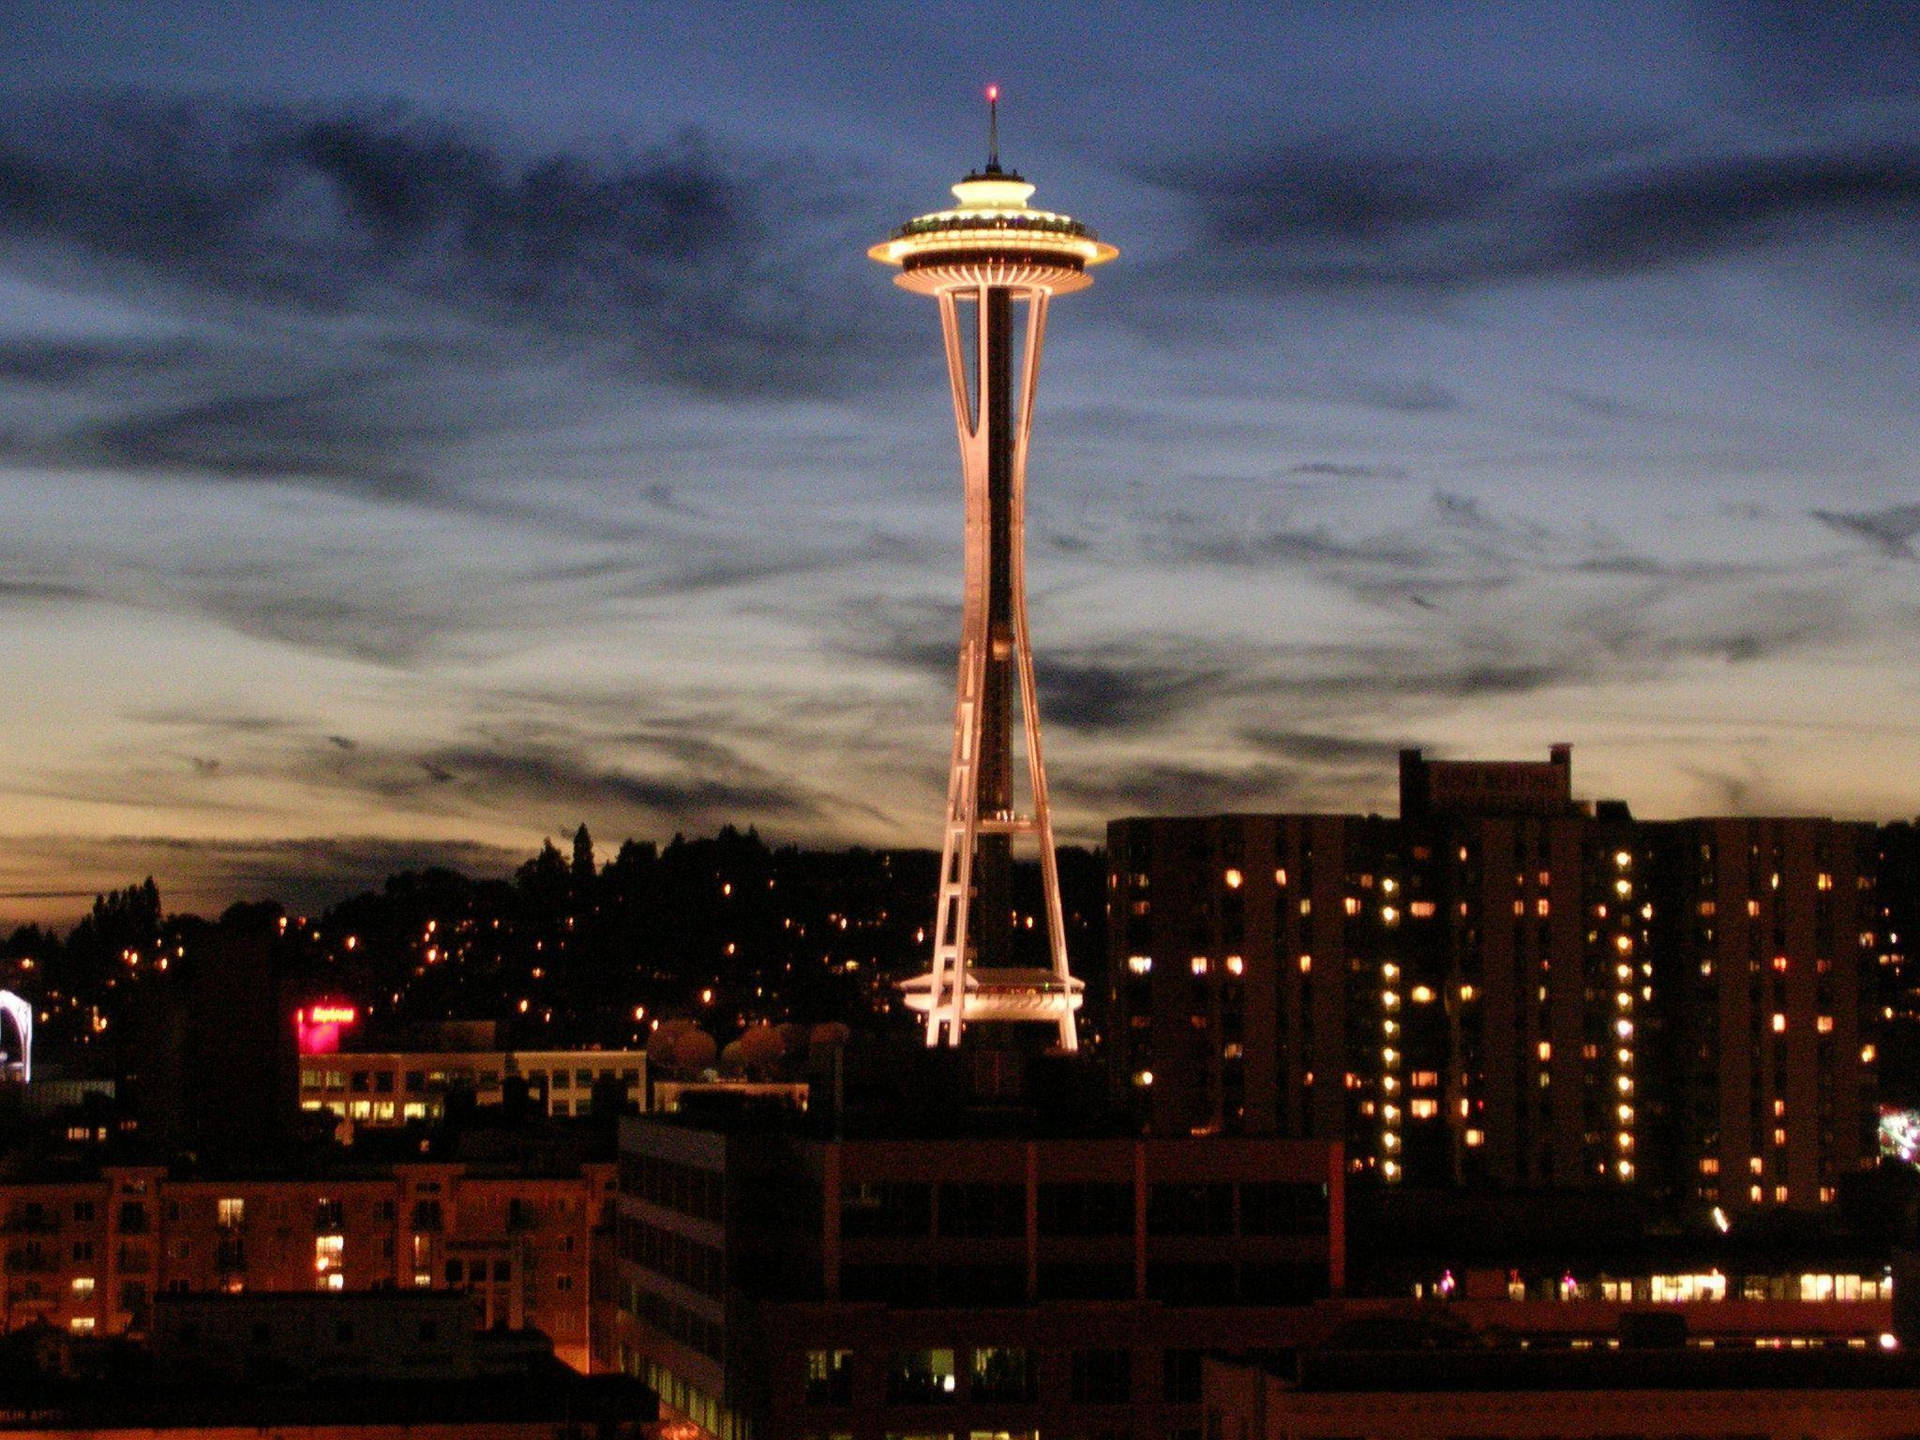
0;1158;616;1372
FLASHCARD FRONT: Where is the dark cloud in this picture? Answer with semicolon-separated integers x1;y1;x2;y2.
1242;729;1403;767
2;834;527;922
1040;657;1222;735
0;92;918;510
1813;503;1920;559
0;93;879;395
1053;760;1308;816
418;742;815;823
1159;125;1920;293
1170;517;1434;571
1288;461;1408;481
0;577;91;603
74;383;433;498
0;337;201;386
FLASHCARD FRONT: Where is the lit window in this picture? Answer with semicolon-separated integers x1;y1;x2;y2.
1459;985;1477;1002
1298;954;1312;973
1410;985;1433;1003
1749;1185;1763;1204
1614;851;1632;868
1225;955;1245;976
1410;1099;1437;1119
1274;868;1288;886
1863;1045;1878;1063
1774;1186;1789;1203
1536;898;1550;917
1465;1129;1484;1147
1190;956;1209;976
1344;897;1362;916
71;1276;94;1297
1749;1157;1764;1176
1817;1016;1834;1034
1700;1157;1719;1175
1127;954;1152;976
70;1317;95;1334
1771;1013;1786;1033
1224;868;1243;889
1410;900;1436;918
1774;1128;1787;1147
1133;1070;1153;1088
1537;1041;1552;1062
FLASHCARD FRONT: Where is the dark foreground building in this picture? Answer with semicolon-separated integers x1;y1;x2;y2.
1203;1344;1920;1440
1108;747;1883;1215
609;1108;1343;1440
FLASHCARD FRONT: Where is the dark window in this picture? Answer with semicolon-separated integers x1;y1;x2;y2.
1238;1182;1330;1236
1164;1348;1204;1402
840;1182;931;1238
1147;1262;1234;1305
411;1200;444;1233
73;1201;95;1223
1148;1183;1233;1235
887;1348;956;1404
493;1259;511;1282
419;1320;439;1342
116;1202;148;1234
446;1259;464;1285
1071;1348;1132;1404
314;1199;344;1232
972;1346;1038;1403
1037;1182;1133;1236
350;1071;371;1092
375;1071;394;1093
405;1071;425;1093
335;1321;355;1344
937;1182;1023;1237
805;1348;853;1405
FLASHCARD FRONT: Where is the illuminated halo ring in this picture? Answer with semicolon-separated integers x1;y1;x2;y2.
899;967;1085;1026
868;174;1116;298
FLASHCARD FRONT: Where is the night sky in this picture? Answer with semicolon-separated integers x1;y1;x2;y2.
2;1;1917;922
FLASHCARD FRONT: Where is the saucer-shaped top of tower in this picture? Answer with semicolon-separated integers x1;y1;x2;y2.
868;168;1117;296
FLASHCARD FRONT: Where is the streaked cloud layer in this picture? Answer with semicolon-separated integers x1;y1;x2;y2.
1;0;1917;920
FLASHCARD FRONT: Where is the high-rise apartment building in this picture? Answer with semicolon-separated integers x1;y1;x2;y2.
1107;748;1879;1213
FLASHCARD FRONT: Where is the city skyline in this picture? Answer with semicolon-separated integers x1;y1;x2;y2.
2;1;1918;924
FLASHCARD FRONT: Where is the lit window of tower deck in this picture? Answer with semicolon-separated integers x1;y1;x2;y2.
869;91;1115;1050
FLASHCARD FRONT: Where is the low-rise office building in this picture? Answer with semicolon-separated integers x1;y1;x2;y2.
610;1111;1344;1440
298;1049;647;1126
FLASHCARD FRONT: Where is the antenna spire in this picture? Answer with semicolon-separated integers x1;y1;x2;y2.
985;84;1000;172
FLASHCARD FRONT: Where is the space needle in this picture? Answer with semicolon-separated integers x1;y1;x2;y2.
870;90;1115;1051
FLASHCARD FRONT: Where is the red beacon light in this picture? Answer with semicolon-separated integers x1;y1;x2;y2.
296;1002;359;1055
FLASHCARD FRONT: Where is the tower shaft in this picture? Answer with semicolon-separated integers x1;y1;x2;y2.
922;281;1077;1051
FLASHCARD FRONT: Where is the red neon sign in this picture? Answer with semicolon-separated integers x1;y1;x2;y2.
296;1002;359;1055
